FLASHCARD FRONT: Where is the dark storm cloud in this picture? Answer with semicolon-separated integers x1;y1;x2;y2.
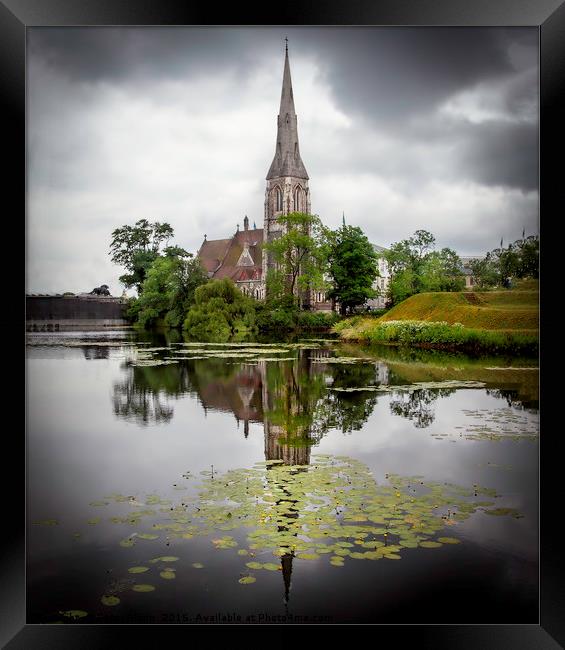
27;27;273;83
456;121;538;191
307;28;537;124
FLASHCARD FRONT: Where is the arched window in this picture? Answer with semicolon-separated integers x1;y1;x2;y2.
293;185;303;212
274;186;283;212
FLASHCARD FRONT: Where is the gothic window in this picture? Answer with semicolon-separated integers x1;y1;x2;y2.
274;186;283;212
293;185;303;211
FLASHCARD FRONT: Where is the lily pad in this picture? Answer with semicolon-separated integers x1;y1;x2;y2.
160;570;176;580
437;537;461;544
132;584;155;592
128;566;149;574
101;595;120;606
245;561;263;570
238;576;256;584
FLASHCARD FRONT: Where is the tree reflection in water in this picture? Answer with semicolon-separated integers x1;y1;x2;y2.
388;388;455;428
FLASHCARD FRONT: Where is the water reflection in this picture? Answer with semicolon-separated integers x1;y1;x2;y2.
389;388;455;428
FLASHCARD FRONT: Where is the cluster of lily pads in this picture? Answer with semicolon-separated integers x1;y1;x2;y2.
330;380;486;393
41;454;527;621
110;457;521;588
454;407;539;441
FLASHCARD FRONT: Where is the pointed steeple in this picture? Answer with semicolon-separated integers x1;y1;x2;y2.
267;43;308;180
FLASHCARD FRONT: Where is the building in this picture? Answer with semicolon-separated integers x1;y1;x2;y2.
459;255;484;289
197;43;392;312
366;244;391;310
197;44;333;310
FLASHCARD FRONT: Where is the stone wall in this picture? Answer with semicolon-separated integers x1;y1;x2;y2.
26;295;128;331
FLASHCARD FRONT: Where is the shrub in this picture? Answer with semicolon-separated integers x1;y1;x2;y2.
183;278;258;340
360;320;537;355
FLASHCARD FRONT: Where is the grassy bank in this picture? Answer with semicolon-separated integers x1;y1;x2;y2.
333;288;538;355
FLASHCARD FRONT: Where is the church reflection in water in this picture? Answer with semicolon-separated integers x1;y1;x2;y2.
112;349;386;602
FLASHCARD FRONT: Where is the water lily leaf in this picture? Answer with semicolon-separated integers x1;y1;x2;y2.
437;537;461;544
192;562;204;569
127;566;149;574
101;595;120;606
245;561;263;570
419;541;443;548
132;584;155;592
119;538;135;548
160;570;176;580
238;576;256;584
137;533;159;540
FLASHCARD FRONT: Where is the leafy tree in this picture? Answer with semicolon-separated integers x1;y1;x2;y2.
325;224;379;315
263;212;328;308
109;219;175;292
132;250;208;329
384;230;463;304
184;278;258;341
420;248;465;292
468;255;499;289
469;235;538;289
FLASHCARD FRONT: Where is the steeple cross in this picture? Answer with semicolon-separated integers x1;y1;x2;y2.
285;37;288;53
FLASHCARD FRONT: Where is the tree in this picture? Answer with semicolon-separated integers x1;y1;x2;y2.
420;248;465;293
469;235;538;289
183;278;258;341
263;212;328;308
384;230;463;304
109;219;175;292
131;249;208;329
325;224;379;315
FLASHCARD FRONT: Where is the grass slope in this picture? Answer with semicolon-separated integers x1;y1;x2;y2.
333;288;539;354
378;290;539;330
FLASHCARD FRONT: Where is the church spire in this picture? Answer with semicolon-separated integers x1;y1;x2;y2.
266;42;308;180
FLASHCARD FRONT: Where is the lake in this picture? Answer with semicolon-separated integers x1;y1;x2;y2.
26;330;539;624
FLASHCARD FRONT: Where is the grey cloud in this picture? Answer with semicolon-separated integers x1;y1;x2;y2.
26;27;539;293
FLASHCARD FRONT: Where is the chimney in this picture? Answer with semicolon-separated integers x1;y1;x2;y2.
244;215;249;231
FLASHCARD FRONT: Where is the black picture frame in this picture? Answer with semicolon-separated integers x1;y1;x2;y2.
10;1;563;647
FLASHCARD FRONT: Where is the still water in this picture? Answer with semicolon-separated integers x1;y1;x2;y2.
26;330;539;624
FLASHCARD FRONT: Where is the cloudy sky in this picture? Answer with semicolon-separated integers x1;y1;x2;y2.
27;27;538;295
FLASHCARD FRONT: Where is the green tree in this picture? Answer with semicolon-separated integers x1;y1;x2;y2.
326;224;379;315
263;212;328;308
184;278;258;341
515;235;539;279
468;255;499;289
384;231;464;304
109;219;175;292
132;249;208;329
420;248;465;292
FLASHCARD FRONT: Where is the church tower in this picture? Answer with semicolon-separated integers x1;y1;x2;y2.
263;42;311;276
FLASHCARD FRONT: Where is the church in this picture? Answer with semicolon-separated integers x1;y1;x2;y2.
196;43;335;311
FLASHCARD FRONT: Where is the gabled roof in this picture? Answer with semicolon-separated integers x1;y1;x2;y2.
197;229;264;282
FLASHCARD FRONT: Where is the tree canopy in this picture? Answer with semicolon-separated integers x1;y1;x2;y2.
109;219;175;292
384;230;464;305
469;235;538;289
129;249;209;329
263;212;328;308
325;224;379;315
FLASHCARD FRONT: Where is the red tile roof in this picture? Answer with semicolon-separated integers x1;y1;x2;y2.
198;229;264;282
